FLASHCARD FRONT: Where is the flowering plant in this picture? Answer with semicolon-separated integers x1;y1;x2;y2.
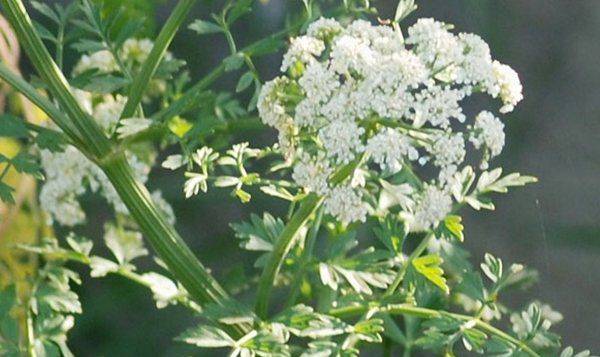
0;0;595;356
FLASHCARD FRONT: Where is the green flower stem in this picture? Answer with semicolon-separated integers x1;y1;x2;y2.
330;304;540;357
120;0;197;121
284;206;324;307
255;156;365;318
255;193;324;318
384;231;435;297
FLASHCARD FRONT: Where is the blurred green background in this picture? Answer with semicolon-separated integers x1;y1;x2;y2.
26;0;600;355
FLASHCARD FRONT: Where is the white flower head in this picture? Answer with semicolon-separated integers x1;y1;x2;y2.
306;17;343;40
318;120;365;164
493;61;523;113
366;128;418;173
409;185;453;231
292;152;333;195
324;185;368;224
470;111;505;158
406;18;463;73
281;36;325;72
429;133;466;168
257;76;292;129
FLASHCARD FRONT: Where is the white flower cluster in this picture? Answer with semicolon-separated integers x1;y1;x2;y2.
39;39;177;227
258;17;523;228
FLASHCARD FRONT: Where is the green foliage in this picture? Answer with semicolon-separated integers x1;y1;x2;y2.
0;0;594;356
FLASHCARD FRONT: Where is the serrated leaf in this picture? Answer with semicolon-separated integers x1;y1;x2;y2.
104;223;148;266
176;325;234;348
231;213;284;253
0;114;28;138
412;254;449;294
0;181;15;204
35;129;67;152
11;152;43;179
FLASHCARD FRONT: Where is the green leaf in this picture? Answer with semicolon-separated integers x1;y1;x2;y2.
236;71;254;93
188;19;223;35
0;114;28;138
0;285;17;318
223;53;245;72
458;271;486;303
374;215;407;254
0;181;15;204
35;282;82;314
226;0;254;25
231;213;284;252
436;215;464;242
35;129;67;152
394;0;417;22
11;152;43;179
176;325;234;348
412;254;450;294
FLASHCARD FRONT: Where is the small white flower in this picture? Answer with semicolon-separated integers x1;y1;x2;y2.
412;85;466;128
292;153;333;195
94;94;127;133
409;185;453;231
306;17;343;40
280;36;325;72
406;18;463;73
73;50;118;74
257;76;292;129
318;120;365;164
324;185;368;224
366;128;418;172
429;133;466;169
330;35;375;75
470;111;505;157
493;61;523;113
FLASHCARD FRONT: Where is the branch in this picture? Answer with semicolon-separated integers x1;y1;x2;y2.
119;0;197;121
330;304;541;357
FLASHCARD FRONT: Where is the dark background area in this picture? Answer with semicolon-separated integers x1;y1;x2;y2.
32;0;599;355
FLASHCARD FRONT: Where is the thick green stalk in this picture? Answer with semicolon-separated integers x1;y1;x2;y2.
384;231;435;296
330;304;540;357
255;193;323;318
100;155;247;336
120;0;196;120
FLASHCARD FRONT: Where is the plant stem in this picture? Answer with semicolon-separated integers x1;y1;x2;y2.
384;231;435;296
254;155;365;318
25;303;36;357
255;193;323;318
101;154;247;336
120;0;196;121
330;304;540;357
0;62;83;149
284;206;324;307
